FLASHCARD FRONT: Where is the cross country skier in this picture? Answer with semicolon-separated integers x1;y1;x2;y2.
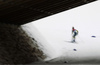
72;27;78;42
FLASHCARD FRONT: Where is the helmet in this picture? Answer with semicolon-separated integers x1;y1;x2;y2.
72;27;74;29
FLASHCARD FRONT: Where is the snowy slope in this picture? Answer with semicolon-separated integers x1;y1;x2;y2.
21;1;100;63
21;24;61;60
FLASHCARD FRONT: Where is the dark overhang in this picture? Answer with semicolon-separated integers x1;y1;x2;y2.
0;0;97;25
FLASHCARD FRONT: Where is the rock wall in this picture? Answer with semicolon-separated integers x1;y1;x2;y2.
0;23;45;64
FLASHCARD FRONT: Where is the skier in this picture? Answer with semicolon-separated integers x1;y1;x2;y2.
72;27;78;42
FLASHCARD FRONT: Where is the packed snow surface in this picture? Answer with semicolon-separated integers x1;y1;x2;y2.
21;1;100;63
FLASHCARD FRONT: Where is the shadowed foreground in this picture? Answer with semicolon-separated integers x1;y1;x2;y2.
0;23;45;64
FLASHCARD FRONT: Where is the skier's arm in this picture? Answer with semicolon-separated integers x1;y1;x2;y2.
72;30;74;34
76;30;78;34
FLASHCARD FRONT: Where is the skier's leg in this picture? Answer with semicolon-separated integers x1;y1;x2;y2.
74;32;77;42
72;33;76;42
72;35;75;42
73;37;75;42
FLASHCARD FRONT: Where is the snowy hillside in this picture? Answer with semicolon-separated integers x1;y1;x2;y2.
21;24;60;60
21;1;100;63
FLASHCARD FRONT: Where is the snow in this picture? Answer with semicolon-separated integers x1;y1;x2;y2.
21;1;100;63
